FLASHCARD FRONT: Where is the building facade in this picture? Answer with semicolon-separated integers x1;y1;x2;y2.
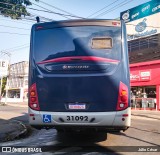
120;0;160;110
2;61;29;103
130;60;160;110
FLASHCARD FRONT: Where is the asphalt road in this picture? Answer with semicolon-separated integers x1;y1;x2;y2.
0;105;160;155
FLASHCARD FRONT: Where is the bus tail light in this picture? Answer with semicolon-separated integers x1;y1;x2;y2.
116;82;128;111
29;83;40;110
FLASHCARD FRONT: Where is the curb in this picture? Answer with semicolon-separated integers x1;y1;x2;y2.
13;120;28;140
0;120;29;143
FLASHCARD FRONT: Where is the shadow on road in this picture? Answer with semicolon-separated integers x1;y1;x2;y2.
41;132;122;154
131;126;160;135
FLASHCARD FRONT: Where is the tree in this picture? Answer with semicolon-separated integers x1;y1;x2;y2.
0;0;38;19
2;77;7;96
0;77;7;97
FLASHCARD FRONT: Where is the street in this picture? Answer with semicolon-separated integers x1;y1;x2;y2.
1;0;160;154
0;105;160;154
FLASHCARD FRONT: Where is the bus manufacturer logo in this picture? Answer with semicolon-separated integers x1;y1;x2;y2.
62;65;89;69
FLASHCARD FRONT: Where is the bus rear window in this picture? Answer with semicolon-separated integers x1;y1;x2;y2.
91;37;112;49
33;26;121;63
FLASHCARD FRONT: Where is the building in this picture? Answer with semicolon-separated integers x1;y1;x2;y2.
120;0;160;110
2;61;29;103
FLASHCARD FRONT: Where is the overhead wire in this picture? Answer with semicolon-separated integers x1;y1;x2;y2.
0;17;33;25
8;46;30;53
0;24;30;30
3;44;30;51
27;7;71;19
0;31;29;35
38;0;85;19
0;6;37;22
87;0;120;18
94;0;133;18
30;2;84;19
0;1;71;20
0;2;50;22
28;11;53;21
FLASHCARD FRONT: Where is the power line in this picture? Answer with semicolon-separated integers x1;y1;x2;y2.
9;46;30;53
29;2;84;19
0;1;84;20
94;0;132;18
39;0;84;19
29;1;68;20
0;16;34;25
0;6;36;22
28;7;71;19
0;24;30;30
0;31;29;35
3;44;29;51
28;11;53;21
31;1;69;19
0;3;47;22
87;0;120;18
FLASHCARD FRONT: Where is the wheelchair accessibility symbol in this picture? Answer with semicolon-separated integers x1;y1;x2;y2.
43;114;51;123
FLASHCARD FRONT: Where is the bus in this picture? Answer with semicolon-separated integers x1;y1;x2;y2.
29;19;131;132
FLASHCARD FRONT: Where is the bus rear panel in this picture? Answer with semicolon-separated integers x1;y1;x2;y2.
29;20;131;132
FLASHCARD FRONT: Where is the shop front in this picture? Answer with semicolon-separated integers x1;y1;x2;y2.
130;60;160;110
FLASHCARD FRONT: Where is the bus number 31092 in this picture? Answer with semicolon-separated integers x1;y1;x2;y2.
66;116;88;121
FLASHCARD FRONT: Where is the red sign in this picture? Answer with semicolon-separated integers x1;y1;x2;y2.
130;70;151;82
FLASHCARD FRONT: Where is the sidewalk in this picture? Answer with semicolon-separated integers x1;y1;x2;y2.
131;110;160;120
0;102;28;108
0;103;29;143
7;102;28;108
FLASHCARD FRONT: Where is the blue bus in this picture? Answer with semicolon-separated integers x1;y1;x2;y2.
29;19;131;132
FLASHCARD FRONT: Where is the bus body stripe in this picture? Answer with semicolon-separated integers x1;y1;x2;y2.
37;56;120;64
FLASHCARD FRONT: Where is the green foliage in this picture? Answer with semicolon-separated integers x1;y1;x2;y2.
0;0;38;19
0;77;7;96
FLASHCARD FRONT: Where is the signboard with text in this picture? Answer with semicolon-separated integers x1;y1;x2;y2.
125;14;160;40
120;0;160;40
130;70;151;82
0;60;9;77
120;0;160;23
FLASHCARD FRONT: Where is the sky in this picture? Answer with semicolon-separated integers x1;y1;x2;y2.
0;0;151;64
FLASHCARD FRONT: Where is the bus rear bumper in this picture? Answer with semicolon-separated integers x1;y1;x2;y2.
29;107;131;131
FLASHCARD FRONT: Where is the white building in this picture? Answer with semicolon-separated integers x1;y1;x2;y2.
2;61;29;103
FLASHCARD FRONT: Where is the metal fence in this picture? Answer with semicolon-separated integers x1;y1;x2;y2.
131;98;157;110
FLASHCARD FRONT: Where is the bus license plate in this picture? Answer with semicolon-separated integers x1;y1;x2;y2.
68;104;86;109
66;116;88;122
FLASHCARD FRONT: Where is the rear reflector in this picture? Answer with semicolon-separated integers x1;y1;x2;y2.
29;114;34;116
122;114;129;117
